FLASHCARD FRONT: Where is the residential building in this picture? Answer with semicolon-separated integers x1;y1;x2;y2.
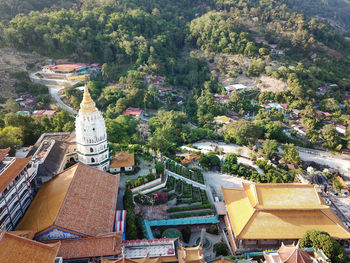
0;148;34;231
222;183;350;252
32;110;57;117
260;103;287;111
122;107;144;119
336;125;347;135
75;85;110;171
225;84;251;94
293;125;307;136
213;116;232;125
214;94;230;104
110;151;135;173
0;228;61;263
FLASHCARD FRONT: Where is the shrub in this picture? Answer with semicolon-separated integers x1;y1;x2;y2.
207;224;219;235
182;226;191;243
213;242;229;257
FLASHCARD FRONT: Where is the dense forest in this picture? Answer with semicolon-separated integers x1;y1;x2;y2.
1;0;350;156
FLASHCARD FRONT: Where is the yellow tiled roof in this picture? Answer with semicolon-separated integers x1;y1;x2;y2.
222;183;350;240
16;165;77;233
178;245;204;263
214;116;230;123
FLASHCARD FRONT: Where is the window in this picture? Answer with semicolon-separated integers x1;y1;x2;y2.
91;158;95;163
90;147;94;153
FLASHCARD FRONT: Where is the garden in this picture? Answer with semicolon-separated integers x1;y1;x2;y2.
134;175;214;219
165;158;205;184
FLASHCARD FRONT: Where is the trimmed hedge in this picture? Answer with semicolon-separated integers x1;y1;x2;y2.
167;203;213;213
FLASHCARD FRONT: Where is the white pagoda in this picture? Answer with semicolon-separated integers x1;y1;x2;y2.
75;85;110;171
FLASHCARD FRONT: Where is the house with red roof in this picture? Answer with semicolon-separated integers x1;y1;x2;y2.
32;110;57;117
214;94;230;104
122;107;144;119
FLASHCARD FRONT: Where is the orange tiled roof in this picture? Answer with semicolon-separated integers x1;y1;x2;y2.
110;152;135;168
17;163;120;237
0;231;60;263
57;232;122;259
0;147;10;160
222;183;350;240
0;156;31;193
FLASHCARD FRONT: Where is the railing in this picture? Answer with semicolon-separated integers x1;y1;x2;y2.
131;177;162;194
0;157;16;174
0;208;7;221
12;211;22;225
10;202;20;217
22;198;31;210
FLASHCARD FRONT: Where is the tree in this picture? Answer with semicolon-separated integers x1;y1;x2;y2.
282;144;300;165
0;126;23;153
137;123;151;142
3;98;20;112
213;242;229;257
221;153;238;174
299;230;346;263
262;139;278;160
322;124;341;150
155;162;164;176
199;152;220;170
224;120;263;145
320;98;341;113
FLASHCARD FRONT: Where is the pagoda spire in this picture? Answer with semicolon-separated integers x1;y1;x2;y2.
80;84;97;114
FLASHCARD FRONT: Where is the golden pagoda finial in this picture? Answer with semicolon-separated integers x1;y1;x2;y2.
80;84;97;113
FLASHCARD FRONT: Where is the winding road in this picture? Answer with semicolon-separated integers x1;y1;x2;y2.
29;72;77;115
47;86;77;114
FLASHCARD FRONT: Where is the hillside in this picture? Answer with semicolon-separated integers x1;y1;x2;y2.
287;0;350;32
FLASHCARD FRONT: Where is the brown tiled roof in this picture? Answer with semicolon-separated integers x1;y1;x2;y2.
110;152;135;168
8;230;36;240
0;156;31;193
0;147;10;160
0;231;60;263
57;232;122;259
17;163;120;237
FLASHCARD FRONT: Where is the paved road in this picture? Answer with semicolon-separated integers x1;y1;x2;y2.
48;86;77;114
184;140;350;181
29;72;77;115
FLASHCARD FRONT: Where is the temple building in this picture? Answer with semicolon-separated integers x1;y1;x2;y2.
0;228;61;263
263;242;329;263
110;151;135;173
75;85;110;171
16;163;122;260
0;148;34;231
222;183;350;252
